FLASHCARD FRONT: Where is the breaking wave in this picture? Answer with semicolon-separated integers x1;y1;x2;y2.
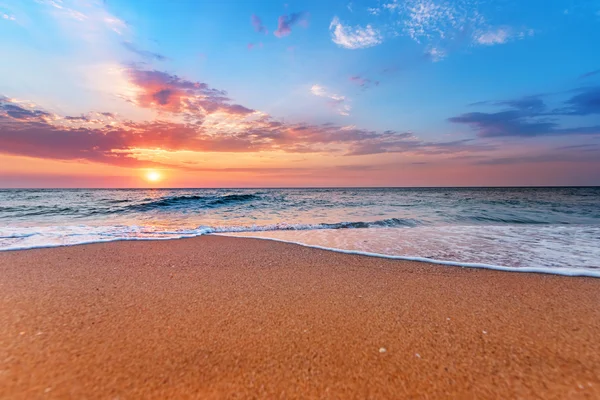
128;193;260;211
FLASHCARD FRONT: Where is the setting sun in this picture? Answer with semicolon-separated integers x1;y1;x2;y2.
145;170;162;183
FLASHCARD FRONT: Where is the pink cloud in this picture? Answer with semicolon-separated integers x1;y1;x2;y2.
0;68;504;174
251;14;268;34
274;12;308;38
125;68;254;117
0;91;493;171
349;75;379;88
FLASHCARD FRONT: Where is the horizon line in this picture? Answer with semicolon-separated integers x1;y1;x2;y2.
1;186;599;190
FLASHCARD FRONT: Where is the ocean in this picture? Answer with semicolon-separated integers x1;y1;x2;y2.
1;187;599;276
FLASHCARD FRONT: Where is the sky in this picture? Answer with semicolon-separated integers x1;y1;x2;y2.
0;0;599;187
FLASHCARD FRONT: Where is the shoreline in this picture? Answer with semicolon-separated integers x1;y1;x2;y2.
217;233;600;278
2;235;600;398
2;232;600;278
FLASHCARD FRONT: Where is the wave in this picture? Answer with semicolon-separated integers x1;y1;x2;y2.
209;194;260;205
0;206;79;217
128;193;261;211
465;215;553;224
204;218;419;233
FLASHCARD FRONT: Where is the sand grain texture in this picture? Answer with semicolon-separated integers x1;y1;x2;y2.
1;236;599;399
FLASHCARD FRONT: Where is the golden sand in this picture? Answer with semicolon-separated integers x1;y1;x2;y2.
1;236;599;399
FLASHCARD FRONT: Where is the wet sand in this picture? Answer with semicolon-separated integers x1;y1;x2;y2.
1;235;599;399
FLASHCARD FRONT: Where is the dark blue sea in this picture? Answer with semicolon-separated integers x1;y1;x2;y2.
1;187;599;276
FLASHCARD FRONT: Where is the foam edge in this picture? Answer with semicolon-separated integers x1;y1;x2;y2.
215;233;600;278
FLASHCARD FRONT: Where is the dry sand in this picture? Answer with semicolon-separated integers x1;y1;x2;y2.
1;235;599;399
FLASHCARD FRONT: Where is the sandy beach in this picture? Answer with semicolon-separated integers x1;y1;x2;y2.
1;235;599;399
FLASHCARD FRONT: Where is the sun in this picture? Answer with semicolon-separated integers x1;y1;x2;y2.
145;170;162;183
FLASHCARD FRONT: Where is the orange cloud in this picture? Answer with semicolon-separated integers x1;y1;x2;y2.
126;68;254;118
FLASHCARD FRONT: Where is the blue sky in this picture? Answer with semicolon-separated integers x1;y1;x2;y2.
0;0;599;187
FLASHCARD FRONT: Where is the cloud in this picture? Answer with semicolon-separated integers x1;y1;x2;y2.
251;14;267;34
37;0;88;21
310;84;327;97
379;0;533;54
449;88;600;137
499;96;547;113
558;87;600;115
34;0;128;37
274;12;308;38
476;146;600;165
425;47;446;61
310;85;351;116
384;0;482;43
580;69;600;79
449;111;558;137
329;16;383;49
122;42;167;61
475;28;510;45
2;13;16;21
475;27;534;46
555;143;600;151
124;67;255;118
1;101;51;121
0;86;492;170
349;75;379;88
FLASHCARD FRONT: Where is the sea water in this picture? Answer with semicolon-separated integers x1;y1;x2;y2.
1;188;599;276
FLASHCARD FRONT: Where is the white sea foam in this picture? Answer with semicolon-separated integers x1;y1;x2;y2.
1;223;599;278
222;225;600;276
217;230;600;278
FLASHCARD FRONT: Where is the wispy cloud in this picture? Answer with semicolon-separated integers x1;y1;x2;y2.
475;27;510;45
35;0;128;36
475;146;600;165
35;0;65;10
425;47;446;61
310;84;351;116
251;14;268;34
580;69;600;80
2;12;16;21
122;42;167;62
310;85;327;97
375;0;534;57
329;16;383;49
475;27;534;46
274;12;308;38
349;75;379;89
386;0;483;43
37;0;88;21
104;16;127;35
